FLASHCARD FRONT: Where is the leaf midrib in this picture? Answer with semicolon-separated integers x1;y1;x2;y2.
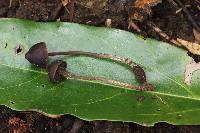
1;62;200;102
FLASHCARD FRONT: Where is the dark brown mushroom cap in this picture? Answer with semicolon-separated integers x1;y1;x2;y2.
48;60;67;83
132;65;146;84
25;42;48;68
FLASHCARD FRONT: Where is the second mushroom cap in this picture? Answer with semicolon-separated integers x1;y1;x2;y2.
48;60;68;83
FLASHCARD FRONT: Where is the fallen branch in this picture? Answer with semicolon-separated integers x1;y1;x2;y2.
147;21;200;55
175;0;200;32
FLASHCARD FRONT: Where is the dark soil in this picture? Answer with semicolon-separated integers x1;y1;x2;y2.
1;105;200;133
1;0;200;132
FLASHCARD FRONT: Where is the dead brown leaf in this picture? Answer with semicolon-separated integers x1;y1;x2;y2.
8;117;30;133
134;0;162;8
177;38;200;55
129;0;162;22
128;0;162;32
184;61;200;85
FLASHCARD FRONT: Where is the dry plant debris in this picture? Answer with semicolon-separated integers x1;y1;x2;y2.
184;61;200;85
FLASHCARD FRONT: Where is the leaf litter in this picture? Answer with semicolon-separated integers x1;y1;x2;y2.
184;61;200;85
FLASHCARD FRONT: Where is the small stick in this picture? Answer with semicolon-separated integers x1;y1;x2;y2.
146;21;182;47
69;0;75;22
9;0;12;8
146;21;200;55
175;0;200;32
166;0;178;8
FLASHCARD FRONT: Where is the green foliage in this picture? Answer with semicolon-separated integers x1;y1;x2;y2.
0;18;199;126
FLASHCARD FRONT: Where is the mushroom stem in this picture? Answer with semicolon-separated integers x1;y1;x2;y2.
48;51;138;68
61;70;154;91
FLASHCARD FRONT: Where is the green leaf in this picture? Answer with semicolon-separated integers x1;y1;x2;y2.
0;18;199;126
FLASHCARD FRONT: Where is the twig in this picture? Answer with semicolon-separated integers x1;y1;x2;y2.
166;0;178;8
195;0;200;5
69;0;75;22
175;0;200;32
146;21;200;55
146;21;181;47
18;0;21;6
9;0;12;8
128;19;142;33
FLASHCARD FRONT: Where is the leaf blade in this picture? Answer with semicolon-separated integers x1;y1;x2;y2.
0;18;199;125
